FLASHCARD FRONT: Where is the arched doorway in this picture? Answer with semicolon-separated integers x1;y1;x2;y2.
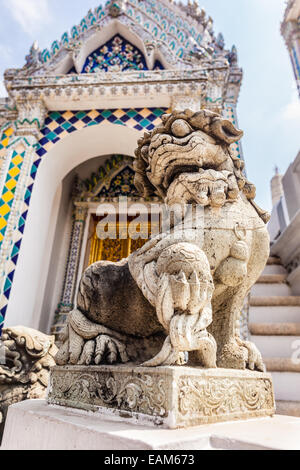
5;123;141;333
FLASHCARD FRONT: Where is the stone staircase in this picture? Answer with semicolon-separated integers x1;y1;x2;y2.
249;256;300;417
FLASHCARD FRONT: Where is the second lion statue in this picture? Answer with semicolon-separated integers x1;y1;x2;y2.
56;109;270;372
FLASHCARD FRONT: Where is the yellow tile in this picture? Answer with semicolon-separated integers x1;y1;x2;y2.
88;110;100;119
0;233;3;244
0;217;6;230
48;121;59;131
74;120;85;130
5;179;17;191
1;137;9;147
153;118;162;126
113;109;125;118
62;111;74;121
59;130;68;139
0;204;10;217
2;191;13;203
44;142;54;152
8;167;20;178
139;108;151;118
11;154;23;166
4;127;14;137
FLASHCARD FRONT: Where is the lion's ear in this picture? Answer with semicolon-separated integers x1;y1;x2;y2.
211;119;243;144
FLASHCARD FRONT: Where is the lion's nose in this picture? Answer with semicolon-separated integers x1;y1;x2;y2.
171;119;192;137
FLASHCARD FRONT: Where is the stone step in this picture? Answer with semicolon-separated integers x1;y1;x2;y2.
251;283;291;297
262;264;287;276
249;306;300;324
252;335;300;358
267;257;282;265
264;358;300;372
270;372;300;401
250;296;300;307
257;274;287;284
276;400;300;418
250;323;300;336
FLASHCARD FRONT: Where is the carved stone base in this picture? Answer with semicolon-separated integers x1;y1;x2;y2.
47;365;275;429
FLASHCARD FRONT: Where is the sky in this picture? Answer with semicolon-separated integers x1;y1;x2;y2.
0;0;299;211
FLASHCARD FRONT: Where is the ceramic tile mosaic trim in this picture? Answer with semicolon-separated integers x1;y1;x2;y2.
0;125;29;329
223;103;243;161
80;35;163;74
0;125;18;245
0;108;168;333
36;108;167;158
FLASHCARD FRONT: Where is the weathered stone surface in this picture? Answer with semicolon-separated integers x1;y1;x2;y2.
0;326;57;442
56;109;271;373
48;365;275;429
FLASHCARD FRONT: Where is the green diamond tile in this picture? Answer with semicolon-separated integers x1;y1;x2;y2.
4;278;11;293
47;132;58;141
101;110;112;118
127;110;137;118
49;112;61;121
62;122;72;130
76;111;86;120
153;108;164;117
140;119;151;128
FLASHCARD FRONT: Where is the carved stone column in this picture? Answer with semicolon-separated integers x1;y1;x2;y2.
52;203;88;336
15;99;47;137
0;98;48;332
223;66;244;162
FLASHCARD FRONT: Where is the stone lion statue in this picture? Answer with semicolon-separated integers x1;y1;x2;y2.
56;109;270;372
0;326;57;441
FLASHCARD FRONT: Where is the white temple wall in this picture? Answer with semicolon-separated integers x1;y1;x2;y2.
5;124;140;332
38;178;73;333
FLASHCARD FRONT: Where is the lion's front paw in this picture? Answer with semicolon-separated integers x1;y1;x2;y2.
218;338;265;372
142;336;186;367
77;334;130;365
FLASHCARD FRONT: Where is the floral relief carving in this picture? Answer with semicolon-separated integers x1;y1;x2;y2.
178;376;274;418
49;369;167;417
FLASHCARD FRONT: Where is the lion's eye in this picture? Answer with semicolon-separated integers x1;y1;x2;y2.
171;119;192;137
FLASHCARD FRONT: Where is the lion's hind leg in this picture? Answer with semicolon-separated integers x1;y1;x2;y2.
56;309;130;366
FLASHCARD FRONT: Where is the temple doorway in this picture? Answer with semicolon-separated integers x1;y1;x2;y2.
47;153;160;335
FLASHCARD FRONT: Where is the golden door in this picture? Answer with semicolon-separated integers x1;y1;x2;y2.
88;215;158;265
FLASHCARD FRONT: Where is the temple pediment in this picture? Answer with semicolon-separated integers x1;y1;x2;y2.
6;0;237;79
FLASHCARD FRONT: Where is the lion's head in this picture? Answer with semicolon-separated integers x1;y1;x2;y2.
134;109;256;208
0;326;57;386
0;326;57;441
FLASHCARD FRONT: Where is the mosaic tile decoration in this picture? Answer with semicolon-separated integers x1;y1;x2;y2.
223;103;243;161
0;108;168;333
0;125;28;330
97;165;138;198
36;108;167;157
0;150;24;244
80;34;163;74
0;126;18;245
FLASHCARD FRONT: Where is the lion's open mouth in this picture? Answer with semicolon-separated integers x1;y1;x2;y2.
147;133;228;194
164;164;201;188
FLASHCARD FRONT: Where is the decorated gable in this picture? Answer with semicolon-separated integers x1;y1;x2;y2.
79;35;163;73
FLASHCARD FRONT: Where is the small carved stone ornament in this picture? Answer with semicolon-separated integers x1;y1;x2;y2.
56;109;270;373
0;326;57;441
